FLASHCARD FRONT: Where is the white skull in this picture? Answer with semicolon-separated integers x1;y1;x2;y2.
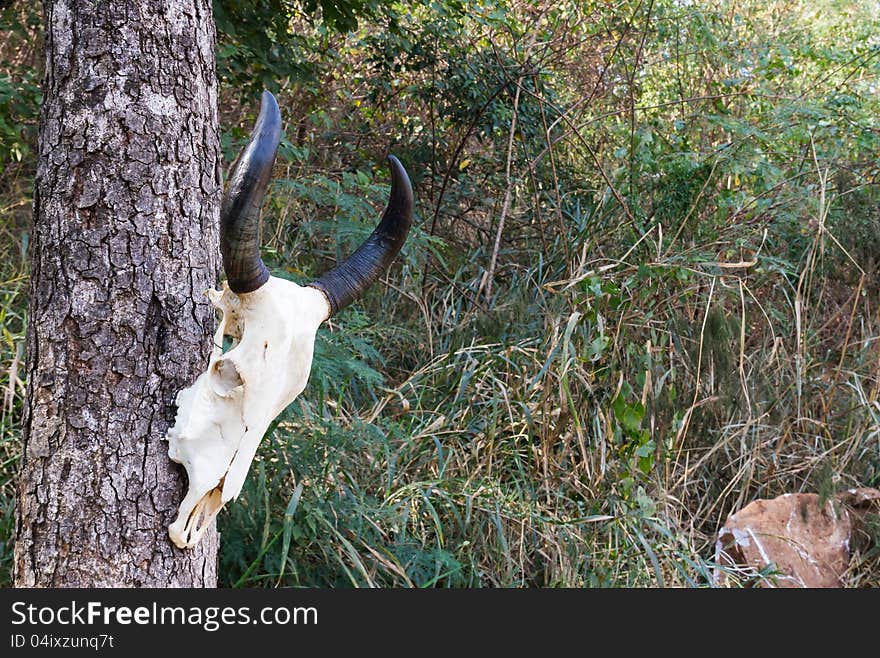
163;91;412;549
166;278;329;548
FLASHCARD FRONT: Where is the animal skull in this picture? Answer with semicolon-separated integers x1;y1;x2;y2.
166;92;413;549
166;279;329;548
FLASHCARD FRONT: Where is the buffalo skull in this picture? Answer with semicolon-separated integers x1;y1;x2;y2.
166;92;413;549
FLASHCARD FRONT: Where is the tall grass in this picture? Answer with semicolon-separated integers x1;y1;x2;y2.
0;2;37;586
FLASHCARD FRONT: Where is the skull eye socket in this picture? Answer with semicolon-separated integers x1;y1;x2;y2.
211;357;244;396
221;333;238;354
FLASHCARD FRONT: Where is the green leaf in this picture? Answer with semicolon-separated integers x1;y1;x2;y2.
278;482;305;582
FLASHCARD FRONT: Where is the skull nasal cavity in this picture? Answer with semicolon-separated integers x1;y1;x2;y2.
212;358;244;396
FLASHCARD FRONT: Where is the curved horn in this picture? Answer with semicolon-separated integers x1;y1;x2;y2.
220;90;282;294
309;155;414;316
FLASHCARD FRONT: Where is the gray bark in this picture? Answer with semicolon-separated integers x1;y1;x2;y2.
15;0;221;586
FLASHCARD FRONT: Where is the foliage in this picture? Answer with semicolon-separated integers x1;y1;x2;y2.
214;0;427;93
0;5;39;169
0;1;38;587
1;0;880;587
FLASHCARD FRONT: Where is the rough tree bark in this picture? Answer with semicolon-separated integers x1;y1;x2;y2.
15;0;221;586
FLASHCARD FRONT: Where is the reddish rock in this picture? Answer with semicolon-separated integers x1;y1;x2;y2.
715;491;864;588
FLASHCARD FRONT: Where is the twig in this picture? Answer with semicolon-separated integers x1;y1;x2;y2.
673;275;717;456
480;80;522;305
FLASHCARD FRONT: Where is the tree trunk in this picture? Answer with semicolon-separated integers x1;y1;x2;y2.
15;0;221;586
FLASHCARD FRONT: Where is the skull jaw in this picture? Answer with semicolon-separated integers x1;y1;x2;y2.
168;484;224;549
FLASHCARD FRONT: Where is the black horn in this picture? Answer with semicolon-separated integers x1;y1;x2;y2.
220;90;282;294
309;155;414;316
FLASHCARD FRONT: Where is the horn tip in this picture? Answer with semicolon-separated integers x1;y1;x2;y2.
257;91;281;136
260;89;278;111
386;154;413;206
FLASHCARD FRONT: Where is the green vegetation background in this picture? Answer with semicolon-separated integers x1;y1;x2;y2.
1;0;878;586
